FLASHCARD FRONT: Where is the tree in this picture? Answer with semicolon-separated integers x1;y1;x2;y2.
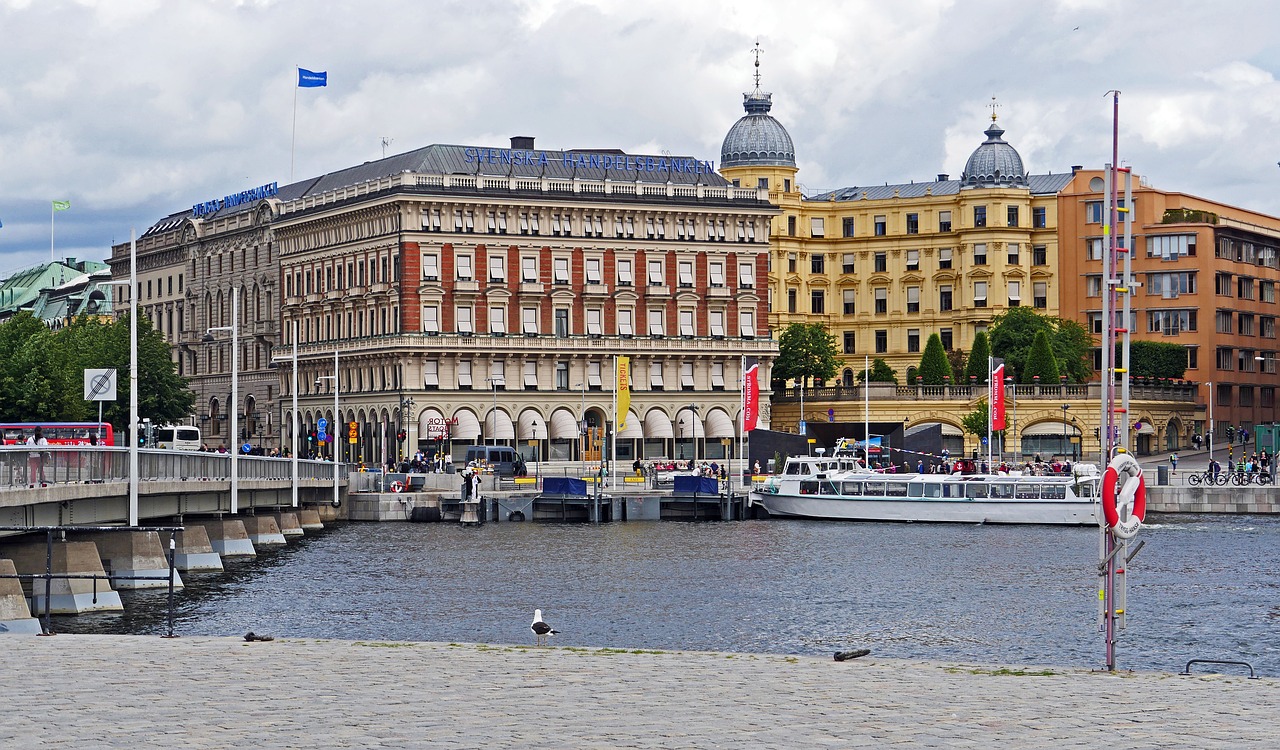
1123;341;1188;379
964;331;992;384
857;358;898;384
916;333;953;385
1022;330;1061;384
988;307;1093;383
946;348;967;380
773;323;840;388
961;399;1003;445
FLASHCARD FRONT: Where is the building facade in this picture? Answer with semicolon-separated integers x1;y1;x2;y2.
271;138;777;467
719;96;1071;387
1058;169;1280;446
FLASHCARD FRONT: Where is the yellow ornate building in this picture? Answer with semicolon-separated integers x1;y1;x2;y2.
720;94;1072;384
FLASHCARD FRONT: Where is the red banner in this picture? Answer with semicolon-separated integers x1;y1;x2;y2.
990;363;1006;431
743;360;760;432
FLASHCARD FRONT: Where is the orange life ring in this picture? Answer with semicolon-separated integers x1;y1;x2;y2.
390;480;406;493
1102;453;1145;538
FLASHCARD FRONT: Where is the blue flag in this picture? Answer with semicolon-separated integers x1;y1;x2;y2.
298;68;327;88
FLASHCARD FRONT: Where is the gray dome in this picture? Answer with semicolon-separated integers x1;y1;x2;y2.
961;120;1028;189
721;92;796;168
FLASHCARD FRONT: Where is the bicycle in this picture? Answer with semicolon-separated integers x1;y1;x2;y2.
1187;471;1213;486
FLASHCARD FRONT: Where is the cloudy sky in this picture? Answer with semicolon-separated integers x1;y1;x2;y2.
2;0;1278;277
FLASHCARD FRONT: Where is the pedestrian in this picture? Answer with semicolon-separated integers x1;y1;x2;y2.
27;426;50;486
1170;453;1178;474
753;459;762;475
916;459;924;474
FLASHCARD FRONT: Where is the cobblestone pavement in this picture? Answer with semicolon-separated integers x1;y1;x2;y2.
1;635;1274;748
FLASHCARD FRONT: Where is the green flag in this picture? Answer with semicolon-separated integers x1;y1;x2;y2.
52;200;71;211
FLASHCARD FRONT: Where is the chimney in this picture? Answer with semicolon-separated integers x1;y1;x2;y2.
1071;165;1083;174
937;174;949;182
510;136;535;150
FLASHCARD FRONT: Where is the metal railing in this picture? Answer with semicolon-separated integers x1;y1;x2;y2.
0;446;345;491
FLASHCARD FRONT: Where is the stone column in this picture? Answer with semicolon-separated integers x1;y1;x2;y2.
188;519;256;557
0;559;42;633
241;515;286;547
272;512;304;539
172;526;224;571
0;541;123;615
78;531;184;590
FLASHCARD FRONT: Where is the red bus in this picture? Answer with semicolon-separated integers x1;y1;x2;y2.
0;422;115;446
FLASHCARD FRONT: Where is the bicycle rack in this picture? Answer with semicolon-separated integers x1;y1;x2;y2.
1180;659;1260;679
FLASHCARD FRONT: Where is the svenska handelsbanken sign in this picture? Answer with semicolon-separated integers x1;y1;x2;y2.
192;182;279;218
463;147;715;175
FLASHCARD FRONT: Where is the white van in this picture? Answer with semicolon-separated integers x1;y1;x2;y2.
155;425;202;451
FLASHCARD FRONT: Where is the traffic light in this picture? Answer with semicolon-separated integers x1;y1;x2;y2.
308;430;317;444
397;430;407;441
1226;425;1235;441
138;432;147;447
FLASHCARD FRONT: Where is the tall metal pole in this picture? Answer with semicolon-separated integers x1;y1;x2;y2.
864;355;870;465
291;321;298;508
128;230;139;526
230;286;239;515
333;349;339;507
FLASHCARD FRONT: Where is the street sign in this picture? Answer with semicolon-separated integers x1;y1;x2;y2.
242;443;252;454
827;408;835;422
318;417;328;431
84;368;117;401
317;430;328;443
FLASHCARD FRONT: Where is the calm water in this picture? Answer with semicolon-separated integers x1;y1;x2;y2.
51;516;1280;672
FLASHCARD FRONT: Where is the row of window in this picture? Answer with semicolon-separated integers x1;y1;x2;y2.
843;327;958;355
1210;384;1277;408
421;304;757;339
132;274;184;302
421;208;761;243
790;281;1049;315
794;206;1049;238
422;253;756;289
422;358;735;392
1214;348;1277;373
787;245;1049;274
285;253;398;298
1215;310;1279;338
1215;237;1280;268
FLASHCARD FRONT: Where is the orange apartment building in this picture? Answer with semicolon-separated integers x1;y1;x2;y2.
1059;169;1280;446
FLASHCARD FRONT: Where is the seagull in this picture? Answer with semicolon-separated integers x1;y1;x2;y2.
531;608;558;646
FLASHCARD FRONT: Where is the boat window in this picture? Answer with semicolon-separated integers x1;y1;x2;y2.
786;462;804;475
921;482;941;498
965;482;989;499
907;482;924;498
1043;485;1067;500
800;481;819;495
1015;484;1040;499
820;481;840;495
989;483;1015;499
1075;481;1095;498
863;481;886;497
942;482;962;498
841;482;862;496
886;482;908;497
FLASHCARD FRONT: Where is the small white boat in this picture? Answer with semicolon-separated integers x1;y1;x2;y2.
751;454;1099;525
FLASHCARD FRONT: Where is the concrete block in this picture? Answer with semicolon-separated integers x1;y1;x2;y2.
297;508;324;531
241;515;286;547
0;559;42;634
0;541;123;615
173;526;223;572
190;519;256;558
78;531;183;590
273;512;304;538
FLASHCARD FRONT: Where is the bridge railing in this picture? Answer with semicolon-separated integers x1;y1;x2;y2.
0;446;344;491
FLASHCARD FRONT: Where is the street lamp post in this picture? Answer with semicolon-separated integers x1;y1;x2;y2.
1206;381;1214;465
574;380;587;475
315;349;340;507
204;286;240;515
1061;403;1070;462
269;320;299;507
1005;374;1017;462
101;231;139;525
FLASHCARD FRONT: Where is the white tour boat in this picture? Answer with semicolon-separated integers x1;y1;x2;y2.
751;454;1100;525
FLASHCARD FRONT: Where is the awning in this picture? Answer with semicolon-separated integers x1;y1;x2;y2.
549;409;580;440
1132;421;1156;435
484;409;514;440
677;410;705;438
643;410;674;439
418;408;446;438
616;410;643;439
451;410;482;440
939;423;963;437
704;409;735;438
517;410;542;440
1021;421;1080;436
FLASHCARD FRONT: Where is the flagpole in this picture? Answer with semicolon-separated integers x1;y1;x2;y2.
987;355;993;471
291;66;299;182
739;355;745;490
611;356;617;489
864;354;870;467
50;201;55;262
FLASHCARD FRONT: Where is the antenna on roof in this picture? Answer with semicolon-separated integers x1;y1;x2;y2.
381;137;394;158
751;38;764;93
988;95;1001;122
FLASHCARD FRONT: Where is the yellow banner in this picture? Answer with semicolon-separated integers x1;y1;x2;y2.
616;356;630;431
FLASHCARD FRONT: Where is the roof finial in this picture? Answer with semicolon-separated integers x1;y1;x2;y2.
988;95;1001;122
752;38;764;93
